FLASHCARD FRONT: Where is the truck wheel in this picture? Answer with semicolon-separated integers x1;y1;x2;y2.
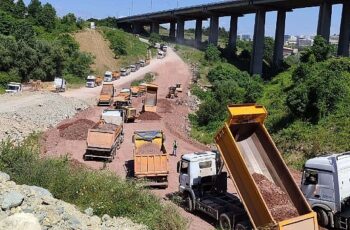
219;213;232;230
184;194;193;212
315;208;329;227
234;221;250;230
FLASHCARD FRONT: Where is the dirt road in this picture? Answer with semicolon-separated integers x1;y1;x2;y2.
74;29;118;75
42;48;220;230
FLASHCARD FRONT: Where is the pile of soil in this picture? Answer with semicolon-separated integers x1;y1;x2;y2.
157;99;173;113
138;112;161;120
93;123;118;131
137;143;162;154
252;173;299;222
58;119;96;140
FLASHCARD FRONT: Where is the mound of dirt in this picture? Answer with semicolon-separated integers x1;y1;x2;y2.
138;112;161;120
58;119;96;140
136;143;162;155
157;99;173;113
252;173;299;222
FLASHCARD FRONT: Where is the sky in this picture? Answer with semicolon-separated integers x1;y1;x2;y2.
23;0;344;37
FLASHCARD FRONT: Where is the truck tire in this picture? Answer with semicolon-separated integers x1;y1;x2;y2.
184;194;193;212
234;221;250;230
219;213;232;230
315;208;329;227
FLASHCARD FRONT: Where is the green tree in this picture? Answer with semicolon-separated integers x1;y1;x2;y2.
13;20;35;41
149;33;161;46
0;10;15;36
0;0;15;15
62;13;77;26
264;37;274;65
37;3;56;31
27;0;42;19
205;44;221;63
301;36;332;63
14;0;26;19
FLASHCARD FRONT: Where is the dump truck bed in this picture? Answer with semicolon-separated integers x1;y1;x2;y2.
134;154;168;177
215;104;318;230
87;124;122;151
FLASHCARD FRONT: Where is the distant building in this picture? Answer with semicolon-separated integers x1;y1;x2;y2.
239;34;251;41
297;37;313;48
330;34;339;45
284;35;291;43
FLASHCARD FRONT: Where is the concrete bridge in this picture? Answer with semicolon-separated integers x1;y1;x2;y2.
116;0;350;75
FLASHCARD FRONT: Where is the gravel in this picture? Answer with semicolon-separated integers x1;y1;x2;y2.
0;92;94;142
0;172;147;230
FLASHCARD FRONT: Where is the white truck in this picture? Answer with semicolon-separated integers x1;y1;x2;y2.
104;71;113;82
157;50;165;59
86;75;97;88
53;77;66;92
5;82;22;93
177;151;250;229
301;152;350;229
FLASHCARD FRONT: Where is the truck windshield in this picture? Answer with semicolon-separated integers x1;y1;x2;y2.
8;86;19;90
87;79;95;82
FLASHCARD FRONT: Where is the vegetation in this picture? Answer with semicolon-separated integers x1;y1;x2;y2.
0;134;187;230
102;27;150;67
131;72;155;86
0;0;92;87
149;33;162;47
177;34;350;169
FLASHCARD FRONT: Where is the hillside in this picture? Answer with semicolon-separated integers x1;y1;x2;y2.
74;29;118;75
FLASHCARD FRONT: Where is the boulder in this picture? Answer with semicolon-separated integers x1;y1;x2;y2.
1;191;24;210
0;213;41;230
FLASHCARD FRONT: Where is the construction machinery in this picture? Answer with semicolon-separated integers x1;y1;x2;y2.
115;88;131;105
301;152;350;229
135;62;141;71
166;86;178;99
132;130;168;188
212;104;318;229
86;75;102;88
98;83;115;106
112;71;121;80
104;71;113;82
120;68;128;76
139;60;146;67
84;109;124;162
142;84;158;112
6;82;22;93
115;95;136;123
178;151;250;229
130;86;142;97
130;65;136;72
157;50;165;59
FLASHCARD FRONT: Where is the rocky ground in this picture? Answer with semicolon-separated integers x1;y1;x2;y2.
0;172;147;230
0;92;94;142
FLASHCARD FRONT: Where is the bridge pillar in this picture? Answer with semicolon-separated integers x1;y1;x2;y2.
195;19;202;48
169;22;176;40
317;0;332;41
151;22;159;34
250;9;266;76
132;23;142;34
176;18;185;44
338;1;350;57
209;15;219;45
228;15;238;52
273;10;286;68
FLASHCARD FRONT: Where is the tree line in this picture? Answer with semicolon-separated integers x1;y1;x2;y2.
0;0;92;87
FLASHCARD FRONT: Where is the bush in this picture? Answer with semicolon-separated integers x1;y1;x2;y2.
205;44;221;63
0;135;187;230
149;33;162;47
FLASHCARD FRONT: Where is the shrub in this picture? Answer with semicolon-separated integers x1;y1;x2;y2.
205;44;221;63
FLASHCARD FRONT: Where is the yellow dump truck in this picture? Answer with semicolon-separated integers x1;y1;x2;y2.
214;104;318;230
98;83;115;106
132;130;168;188
142;84;158;112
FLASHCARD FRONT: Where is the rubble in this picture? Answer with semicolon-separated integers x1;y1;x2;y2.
0;172;147;230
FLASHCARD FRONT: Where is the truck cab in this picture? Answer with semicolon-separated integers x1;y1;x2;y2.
6;82;22;93
301;152;350;229
104;71;113;82
53;77;66;92
86;75;96;88
178;152;250;230
120;68;127;76
130;65;136;72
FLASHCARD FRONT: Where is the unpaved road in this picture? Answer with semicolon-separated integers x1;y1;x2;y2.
42;48;223;230
74;29;119;75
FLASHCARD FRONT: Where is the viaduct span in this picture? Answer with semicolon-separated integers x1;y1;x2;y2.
116;0;350;75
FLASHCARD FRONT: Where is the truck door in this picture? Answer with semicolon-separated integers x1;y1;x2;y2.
180;160;190;188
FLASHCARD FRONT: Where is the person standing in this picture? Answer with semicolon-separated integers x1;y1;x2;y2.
172;140;178;156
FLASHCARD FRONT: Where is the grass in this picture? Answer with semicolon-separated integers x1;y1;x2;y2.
0;134;187;230
0;87;5;94
64;74;86;89
131;72;155;86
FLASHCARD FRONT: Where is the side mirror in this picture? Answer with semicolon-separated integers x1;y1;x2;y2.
177;161;181;173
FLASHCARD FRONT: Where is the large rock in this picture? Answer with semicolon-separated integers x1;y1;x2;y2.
0;213;41;230
30;186;52;198
0;173;10;183
1;191;24;210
